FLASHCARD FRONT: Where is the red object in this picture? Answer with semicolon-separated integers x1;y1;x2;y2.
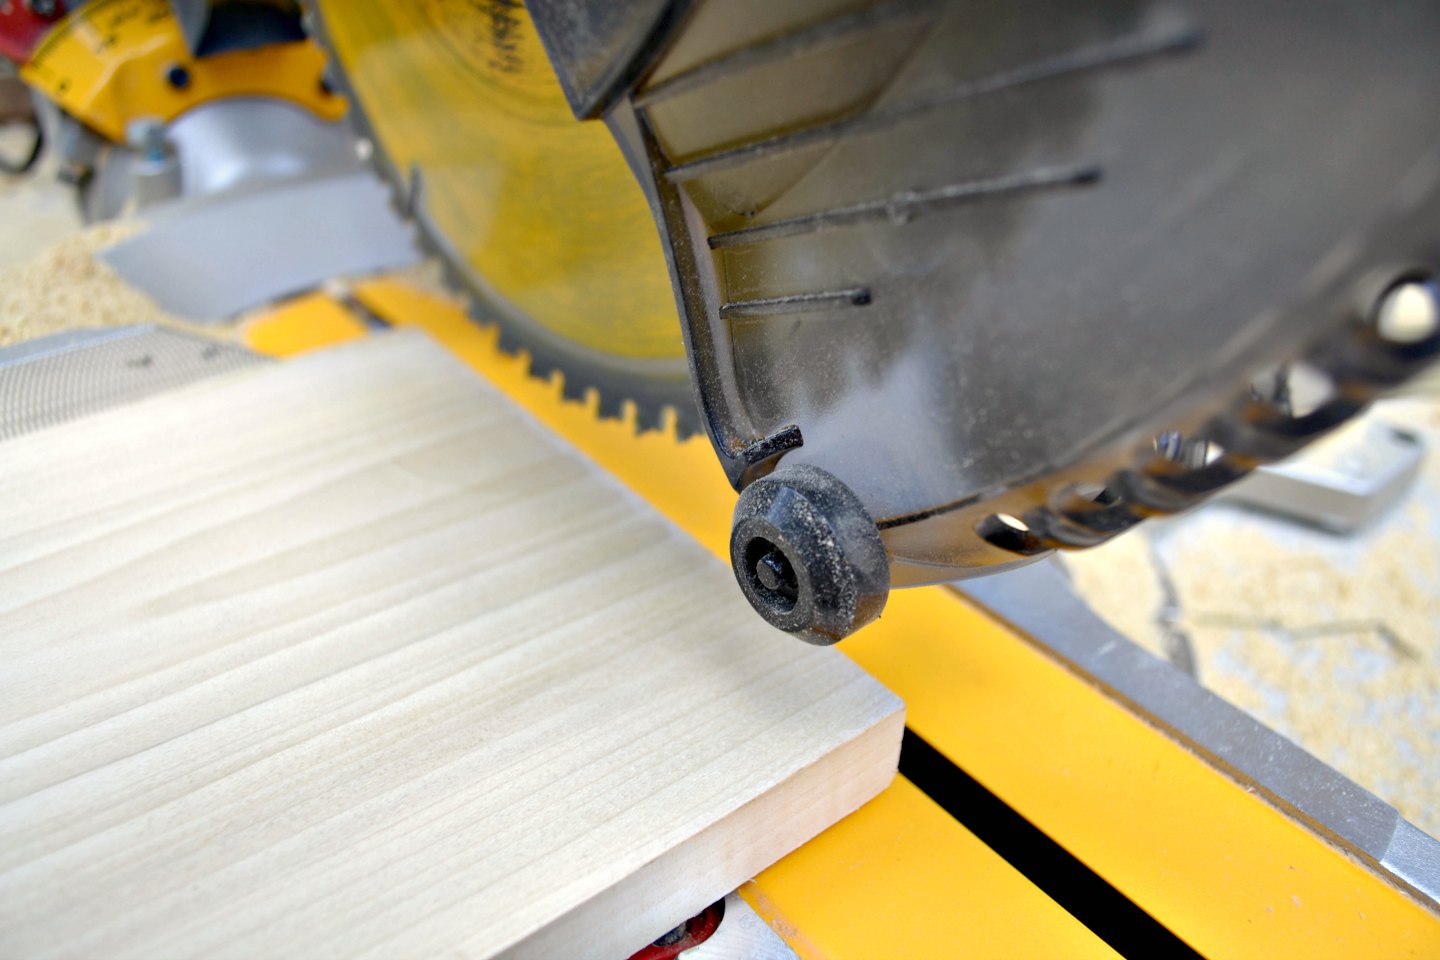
626;900;725;960
0;1;64;65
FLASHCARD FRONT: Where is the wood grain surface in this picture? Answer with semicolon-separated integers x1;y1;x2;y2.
0;331;903;960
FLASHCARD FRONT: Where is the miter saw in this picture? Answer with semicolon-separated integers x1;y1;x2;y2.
8;0;1440;646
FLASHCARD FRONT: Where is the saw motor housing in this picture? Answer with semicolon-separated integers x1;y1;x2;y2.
520;0;1440;641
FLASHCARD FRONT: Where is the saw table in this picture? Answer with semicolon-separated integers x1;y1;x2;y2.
2;270;1435;957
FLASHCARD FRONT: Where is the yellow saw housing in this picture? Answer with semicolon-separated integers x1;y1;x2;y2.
21;0;344;142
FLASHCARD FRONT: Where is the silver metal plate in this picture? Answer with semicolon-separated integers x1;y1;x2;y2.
98;171;419;322
1226;419;1426;533
0;325;267;441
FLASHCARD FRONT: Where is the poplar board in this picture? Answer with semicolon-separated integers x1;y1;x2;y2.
0;331;903;960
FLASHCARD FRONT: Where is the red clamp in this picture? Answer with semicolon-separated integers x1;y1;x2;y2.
0;2;65;65
626;900;725;960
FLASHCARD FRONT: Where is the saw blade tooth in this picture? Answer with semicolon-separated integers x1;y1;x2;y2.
632;403;666;436
303;0;695;437
529;355;561;380
442;261;471;296
595;389;625;420
462;303;489;326
558;374;587;402
493;327;524;357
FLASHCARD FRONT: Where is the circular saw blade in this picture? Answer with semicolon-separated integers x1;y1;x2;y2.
306;0;698;435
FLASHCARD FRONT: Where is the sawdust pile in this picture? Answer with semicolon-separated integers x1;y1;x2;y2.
1064;398;1440;837
0;222;213;347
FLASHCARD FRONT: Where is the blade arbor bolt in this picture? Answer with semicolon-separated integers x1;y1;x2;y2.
730;463;889;644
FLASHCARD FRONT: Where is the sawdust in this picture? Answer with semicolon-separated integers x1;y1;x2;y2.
1063;531;1170;657
0;221;231;347
1064;397;1440;837
1;137;209;346
1173;516;1439;835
